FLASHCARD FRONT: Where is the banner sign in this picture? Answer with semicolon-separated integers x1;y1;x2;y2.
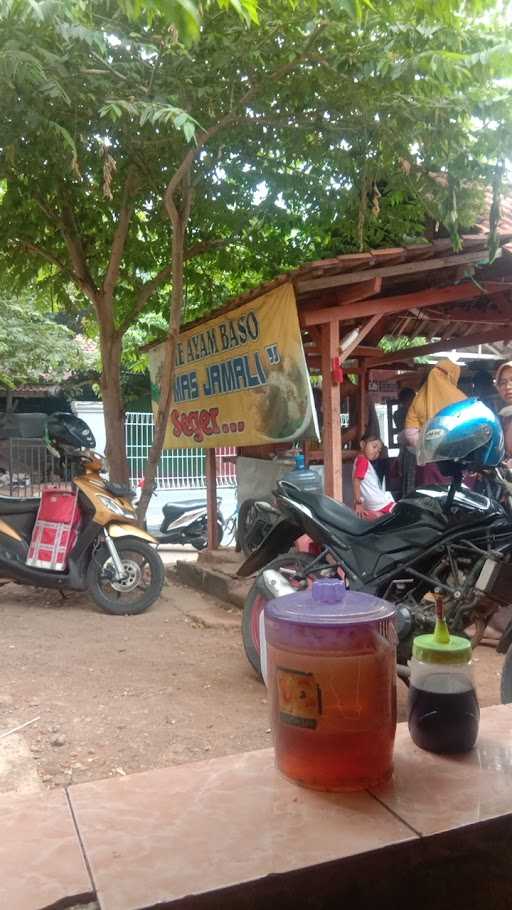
149;282;319;449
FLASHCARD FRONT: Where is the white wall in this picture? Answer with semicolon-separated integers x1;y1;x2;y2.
71;401;106;455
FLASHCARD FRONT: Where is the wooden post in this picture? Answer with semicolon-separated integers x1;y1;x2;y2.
206;448;218;550
320;320;342;500
358;358;367;441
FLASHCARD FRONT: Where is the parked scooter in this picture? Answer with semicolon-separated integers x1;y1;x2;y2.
153;497;224;550
238;399;512;703
0;413;164;615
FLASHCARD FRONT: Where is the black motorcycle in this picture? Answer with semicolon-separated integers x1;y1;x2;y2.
237;498;280;557
238;467;512;702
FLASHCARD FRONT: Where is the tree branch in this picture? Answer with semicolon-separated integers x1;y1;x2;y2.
102;166;138;300
129;263;173;328
30;193;63;229
186;237;233;258
163;25;326;221
120;237;233;334
17;191;99;304
14;241;73;277
91;50;129;82
60;204;97;300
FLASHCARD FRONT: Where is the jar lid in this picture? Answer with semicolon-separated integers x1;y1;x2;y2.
413;633;472;664
265;578;395;628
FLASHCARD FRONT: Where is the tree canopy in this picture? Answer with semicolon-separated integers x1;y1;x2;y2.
1;0;512;496
0;296;96;390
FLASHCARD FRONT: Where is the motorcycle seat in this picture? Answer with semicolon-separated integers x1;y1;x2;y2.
289;488;391;536
0;496;40;515
162;499;206;517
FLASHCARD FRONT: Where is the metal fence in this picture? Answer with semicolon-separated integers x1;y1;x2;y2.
1;417;237;497
125;412;236;490
1;438;71;497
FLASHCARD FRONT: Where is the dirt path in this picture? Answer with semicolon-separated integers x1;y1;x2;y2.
0;579;505;790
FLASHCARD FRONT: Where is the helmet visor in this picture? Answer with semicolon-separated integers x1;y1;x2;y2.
417;421;493;466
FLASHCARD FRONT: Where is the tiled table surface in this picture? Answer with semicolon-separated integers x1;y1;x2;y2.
0;788;93;910
370;703;512;836
70;748;415;910
2;704;512;910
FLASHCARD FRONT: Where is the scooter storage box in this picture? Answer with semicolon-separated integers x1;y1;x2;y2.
26;485;81;572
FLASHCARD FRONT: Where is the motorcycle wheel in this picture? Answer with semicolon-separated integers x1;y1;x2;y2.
190;521;224;550
87;536;165;615
242;552;316;679
238;498;275;557
500;645;512;703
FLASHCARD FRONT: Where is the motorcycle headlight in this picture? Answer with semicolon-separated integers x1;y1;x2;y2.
84;450;107;473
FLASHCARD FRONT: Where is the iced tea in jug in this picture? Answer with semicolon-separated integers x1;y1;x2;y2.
265;579;397;791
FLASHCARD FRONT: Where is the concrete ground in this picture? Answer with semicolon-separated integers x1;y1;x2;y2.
0;578;505;794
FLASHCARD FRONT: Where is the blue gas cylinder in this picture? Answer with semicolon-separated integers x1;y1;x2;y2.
281;454;323;494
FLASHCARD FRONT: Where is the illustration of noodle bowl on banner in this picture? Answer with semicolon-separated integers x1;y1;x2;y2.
148;282;319;449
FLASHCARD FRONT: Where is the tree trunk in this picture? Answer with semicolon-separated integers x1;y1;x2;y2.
99;326;130;485
137;212;186;522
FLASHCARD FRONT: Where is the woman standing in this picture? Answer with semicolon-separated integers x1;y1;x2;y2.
496;361;512;458
405;358;467;485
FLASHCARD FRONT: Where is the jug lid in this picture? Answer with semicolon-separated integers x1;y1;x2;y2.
265;578;394;627
413;633;471;664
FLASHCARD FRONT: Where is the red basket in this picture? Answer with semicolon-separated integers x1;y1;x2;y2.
26;486;82;572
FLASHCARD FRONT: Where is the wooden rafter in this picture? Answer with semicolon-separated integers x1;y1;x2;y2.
335;277;382;305
441;323;455;340
300;278;382;313
372;326;512;366
302;280;497;327
354;345;382;357
296;250;493;294
424;300;509;325
340;314;383;363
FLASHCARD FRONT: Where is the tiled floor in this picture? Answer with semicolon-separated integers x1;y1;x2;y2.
0;788;94;910
3;705;512;910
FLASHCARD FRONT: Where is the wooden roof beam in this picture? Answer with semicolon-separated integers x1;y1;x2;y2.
335;278;382;305
371;327;512;366
301;278;382;314
353;345;382;357
340;314;383;363
301;280;504;327
306;355;363;373
296;249;493;294
421;301;509;325
303;341;382;357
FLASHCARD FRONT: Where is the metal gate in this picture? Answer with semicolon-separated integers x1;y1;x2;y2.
1;438;70;497
125;412;236;490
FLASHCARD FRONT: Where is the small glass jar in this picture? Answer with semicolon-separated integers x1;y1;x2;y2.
408;631;479;754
